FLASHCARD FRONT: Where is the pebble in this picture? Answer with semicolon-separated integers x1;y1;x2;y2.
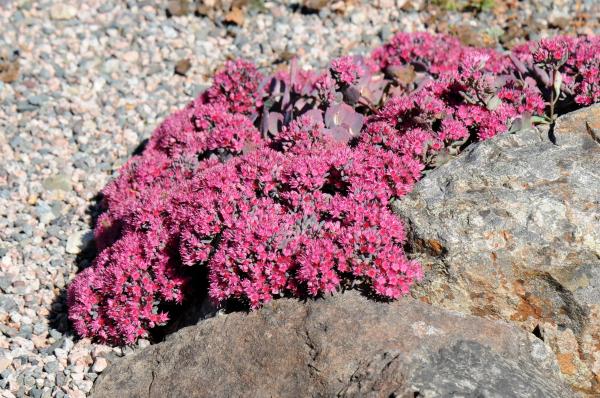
0;357;12;372
42;176;71;192
91;357;107;373
0;0;597;397
49;4;78;20
174;59;192;76
74;379;93;393
43;361;59;374
65;230;93;255
34;202;56;225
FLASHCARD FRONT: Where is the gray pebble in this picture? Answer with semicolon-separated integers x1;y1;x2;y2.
44;361;59;374
27;95;48;106
30;389;43;398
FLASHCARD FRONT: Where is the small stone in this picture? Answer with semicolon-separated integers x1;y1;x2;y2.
13;336;35;351
137;339;150;349
98;3;113;13
0;357;11;372
30;388;43;398
31;335;47;349
302;0;329;11
27;95;48;106
35;202;56;224
167;0;191;17
74;379;93;393
123;129;138;145
65;230;93;254
55;372;66;387
548;11;570;29
0;59;19;84
50;4;78;20
17;101;38;112
42;175;71;192
18;324;32;339
376;0;395;7
122;51;139;63
43;360;59;373
32;323;47;335
174;59;191;76
54;348;67;361
91;345;112;359
23;374;36;388
102;59;120;74
68;388;86;398
224;7;245;26
0;276;13;292
91;357;107;373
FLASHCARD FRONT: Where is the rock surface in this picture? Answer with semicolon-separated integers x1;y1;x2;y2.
394;105;600;393
92;291;572;397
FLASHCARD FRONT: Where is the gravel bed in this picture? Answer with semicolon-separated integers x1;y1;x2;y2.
0;1;598;397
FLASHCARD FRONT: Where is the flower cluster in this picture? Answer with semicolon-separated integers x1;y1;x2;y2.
330;56;365;86
202;59;264;114
532;38;570;66
68;32;600;345
512;35;600;108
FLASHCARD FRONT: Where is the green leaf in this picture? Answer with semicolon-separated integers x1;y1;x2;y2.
553;71;563;98
509;112;532;133
531;115;550;125
485;95;502;111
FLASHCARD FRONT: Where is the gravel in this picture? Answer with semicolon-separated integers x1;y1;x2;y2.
0;0;598;397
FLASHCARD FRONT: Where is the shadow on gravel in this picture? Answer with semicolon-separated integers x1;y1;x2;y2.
45;138;216;344
48;193;105;337
47;140;151;339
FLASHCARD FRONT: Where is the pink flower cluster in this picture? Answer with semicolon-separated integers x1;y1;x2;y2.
330;56;365;86
513;35;600;106
68;32;600;345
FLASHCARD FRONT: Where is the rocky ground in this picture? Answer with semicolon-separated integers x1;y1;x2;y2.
0;1;598;397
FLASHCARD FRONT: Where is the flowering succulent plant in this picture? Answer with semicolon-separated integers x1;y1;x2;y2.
511;35;600;119
68;32;600;345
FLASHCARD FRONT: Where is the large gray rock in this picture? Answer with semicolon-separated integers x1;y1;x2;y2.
394;105;600;393
92;291;573;398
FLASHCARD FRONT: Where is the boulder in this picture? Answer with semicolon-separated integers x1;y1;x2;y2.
92;291;572;397
394;105;600;393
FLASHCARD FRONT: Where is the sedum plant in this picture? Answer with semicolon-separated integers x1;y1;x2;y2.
68;32;600;345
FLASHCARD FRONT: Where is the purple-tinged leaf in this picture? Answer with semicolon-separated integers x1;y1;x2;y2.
323;126;353;144
295;98;307;111
508;53;528;75
260;108;269;136
268;112;284;135
533;65;551;87
282;79;291;109
303;109;323;124
342;85;361;105
258;75;274;96
325;102;364;137
361;75;387;105
289;58;298;88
